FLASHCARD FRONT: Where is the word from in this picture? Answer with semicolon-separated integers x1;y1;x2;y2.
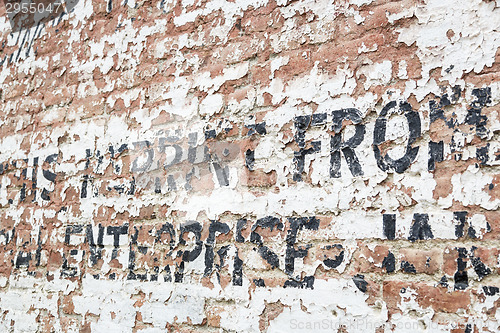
289;87;494;180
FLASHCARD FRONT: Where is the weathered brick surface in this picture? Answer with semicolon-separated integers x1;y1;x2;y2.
0;0;499;331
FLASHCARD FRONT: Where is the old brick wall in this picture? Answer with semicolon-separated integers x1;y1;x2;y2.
0;0;499;331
